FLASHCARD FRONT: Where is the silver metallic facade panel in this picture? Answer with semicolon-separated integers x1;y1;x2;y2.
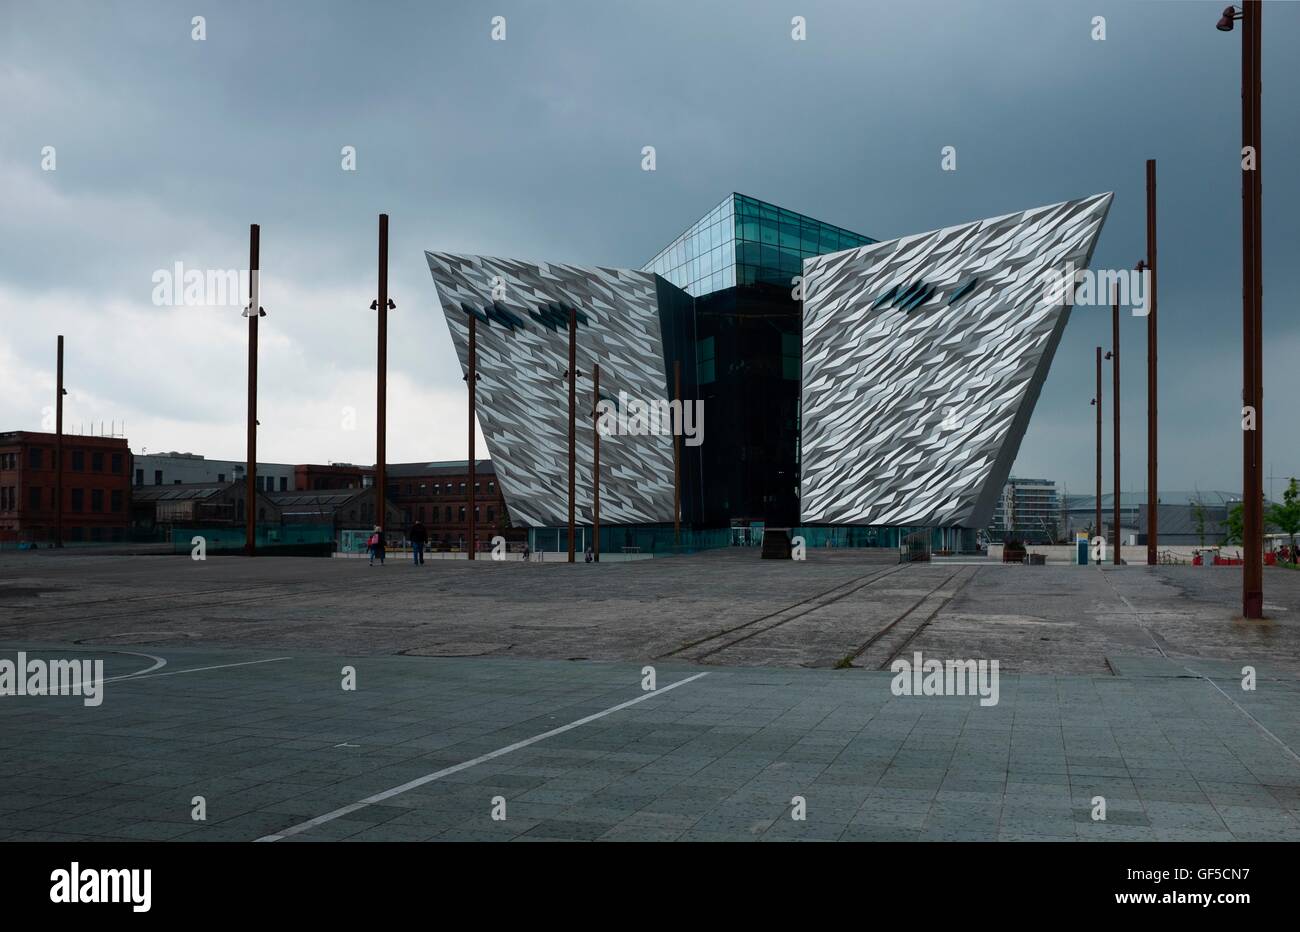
425;253;678;528
800;193;1113;529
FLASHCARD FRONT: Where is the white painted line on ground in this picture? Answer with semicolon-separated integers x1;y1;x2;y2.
1184;665;1300;765
105;656;292;683
256;671;710;842
1102;575;1300;765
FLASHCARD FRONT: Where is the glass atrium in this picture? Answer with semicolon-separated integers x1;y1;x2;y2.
641;193;876;297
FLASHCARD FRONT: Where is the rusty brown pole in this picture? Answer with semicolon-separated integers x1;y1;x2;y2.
467;311;476;560
1111;285;1121;565
55;335;64;548
376;214;389;542
592;362;600;563
567;305;576;563
245;224;259;557
1095;345;1103;560
673;360;681;547
1144;160;1158;565
1240;0;1264;618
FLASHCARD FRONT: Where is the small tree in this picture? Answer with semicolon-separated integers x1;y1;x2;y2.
1267;478;1300;563
1191;499;1206;548
1223;495;1275;548
1223;502;1243;546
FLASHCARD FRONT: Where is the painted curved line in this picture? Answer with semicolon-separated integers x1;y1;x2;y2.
3;645;167;682
100;649;169;681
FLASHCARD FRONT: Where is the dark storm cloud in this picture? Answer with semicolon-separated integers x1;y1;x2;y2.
0;0;1296;490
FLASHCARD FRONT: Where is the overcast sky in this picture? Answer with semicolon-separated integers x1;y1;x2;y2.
2;0;1296;498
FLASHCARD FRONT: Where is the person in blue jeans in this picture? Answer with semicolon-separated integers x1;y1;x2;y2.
409;519;427;565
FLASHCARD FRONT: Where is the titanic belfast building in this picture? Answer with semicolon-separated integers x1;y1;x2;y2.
425;191;1112;553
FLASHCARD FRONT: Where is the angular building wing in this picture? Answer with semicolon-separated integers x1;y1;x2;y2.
799;192;1113;529
425;253;688;528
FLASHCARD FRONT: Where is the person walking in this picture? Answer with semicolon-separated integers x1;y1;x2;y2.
409;519;427;565
367;525;385;566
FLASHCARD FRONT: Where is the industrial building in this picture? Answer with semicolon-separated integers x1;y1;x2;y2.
133;451;296;492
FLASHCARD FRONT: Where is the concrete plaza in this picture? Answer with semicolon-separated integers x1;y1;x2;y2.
1;549;1298;841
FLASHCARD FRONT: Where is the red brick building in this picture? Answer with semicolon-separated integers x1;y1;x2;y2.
294;462;373;491
387;460;523;552
293;459;523;552
0;431;132;545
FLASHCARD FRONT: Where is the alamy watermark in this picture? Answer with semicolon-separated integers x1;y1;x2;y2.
595;392;704;447
0;652;104;707
890;652;999;707
50;862;150;912
1040;261;1150;317
151;263;257;307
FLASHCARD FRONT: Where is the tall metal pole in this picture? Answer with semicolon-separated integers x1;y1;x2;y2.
1095;345;1103;560
1241;0;1264;618
376;214;389;538
467;312;476;560
673;360;681;547
1111;285;1121;565
1144;160;1159;566
567;305;576;563
592;362;600;563
245;224;259;557
55;335;64;548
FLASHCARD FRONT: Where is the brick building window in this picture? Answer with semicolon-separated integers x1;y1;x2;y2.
111;490;123;513
111;452;123;473
29;487;41;510
71;489;84;512
29;448;43;469
72;450;84;471
91;489;104;513
91;451;104;472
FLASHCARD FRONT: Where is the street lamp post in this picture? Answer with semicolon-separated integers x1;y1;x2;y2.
243;224;265;557
55;335;66;548
673;360;681;548
1093;346;1102;560
1107;285;1121;565
567;305;577;563
1140;160;1159;566
592;362;601;563
371;215;395;541
466;309;480;560
1218;2;1264;618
